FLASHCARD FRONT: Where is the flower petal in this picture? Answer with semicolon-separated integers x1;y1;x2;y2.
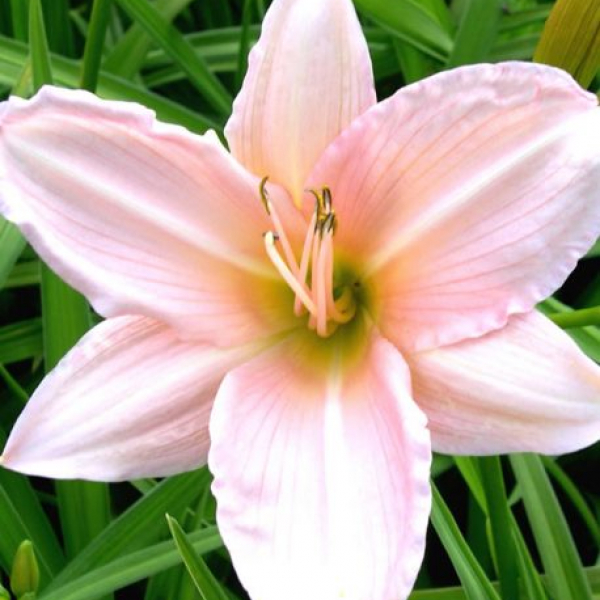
225;0;376;204
308;62;600;351
408;311;600;455
1;316;259;481
0;86;302;346
209;333;431;600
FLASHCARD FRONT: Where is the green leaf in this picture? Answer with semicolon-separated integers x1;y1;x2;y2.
10;0;29;41
45;470;211;591
142;26;409;87
0;319;43;365
499;7;552;33
55;480;112;563
167;515;229;600
0;34;220;133
80;0;113;92
392;38;438;84
446;0;503;68
418;0;454;34
430;483;501;600
586;238;600;258
489;35;539;61
40;266;91;372
4;260;40;289
103;0;194;79
40;0;74;57
510;454;593;600
408;564;600;598
454;457;485;509
510;514;548;600
0;218;26;289
115;0;232;115
194;0;233;29
0;433;65;588
538;298;600;362
0;364;29;404
37;527;222;600
431;454;455;478
235;0;253;90
541;456;600;549
144;25;260;71
353;0;453;62
28;0;53;89
477;457;519;600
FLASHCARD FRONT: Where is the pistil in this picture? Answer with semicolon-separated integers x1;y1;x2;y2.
260;180;357;337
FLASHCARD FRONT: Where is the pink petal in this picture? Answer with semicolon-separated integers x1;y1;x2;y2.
308;62;600;351
409;311;600;455
226;0;376;204
0;86;302;346
209;334;431;600
1;316;258;481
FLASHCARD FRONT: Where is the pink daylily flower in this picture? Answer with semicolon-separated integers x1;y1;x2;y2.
1;0;600;597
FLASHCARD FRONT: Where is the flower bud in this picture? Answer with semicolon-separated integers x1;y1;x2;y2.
10;541;39;598
535;0;600;87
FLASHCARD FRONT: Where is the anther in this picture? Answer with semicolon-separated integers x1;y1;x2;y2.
324;212;336;234
260;182;355;336
322;187;332;213
259;176;271;215
306;188;325;216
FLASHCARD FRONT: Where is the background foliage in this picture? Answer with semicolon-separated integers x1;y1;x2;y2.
0;0;599;598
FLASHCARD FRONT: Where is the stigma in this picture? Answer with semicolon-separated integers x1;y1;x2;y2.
260;178;356;337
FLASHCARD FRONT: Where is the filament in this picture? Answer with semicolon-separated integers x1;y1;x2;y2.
260;181;356;337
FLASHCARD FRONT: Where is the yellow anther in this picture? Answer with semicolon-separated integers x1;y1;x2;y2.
306;188;326;216
322;186;332;213
306;187;337;237
324;211;337;234
259;176;271;215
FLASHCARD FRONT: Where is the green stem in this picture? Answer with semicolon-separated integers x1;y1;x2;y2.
548;307;600;329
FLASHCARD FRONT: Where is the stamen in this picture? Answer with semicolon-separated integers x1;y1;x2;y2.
260;181;356;336
310;233;322;327
268;200;300;275
264;232;317;316
259;176;271;215
323;211;337;235
322;235;356;324
294;211;317;316
322;186;332;213
315;231;330;336
260;177;299;274
307;188;325;216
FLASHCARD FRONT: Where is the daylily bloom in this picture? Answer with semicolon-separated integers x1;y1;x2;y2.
1;0;600;597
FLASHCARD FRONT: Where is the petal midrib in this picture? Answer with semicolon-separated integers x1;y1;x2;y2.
7;135;275;278
367;109;598;275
